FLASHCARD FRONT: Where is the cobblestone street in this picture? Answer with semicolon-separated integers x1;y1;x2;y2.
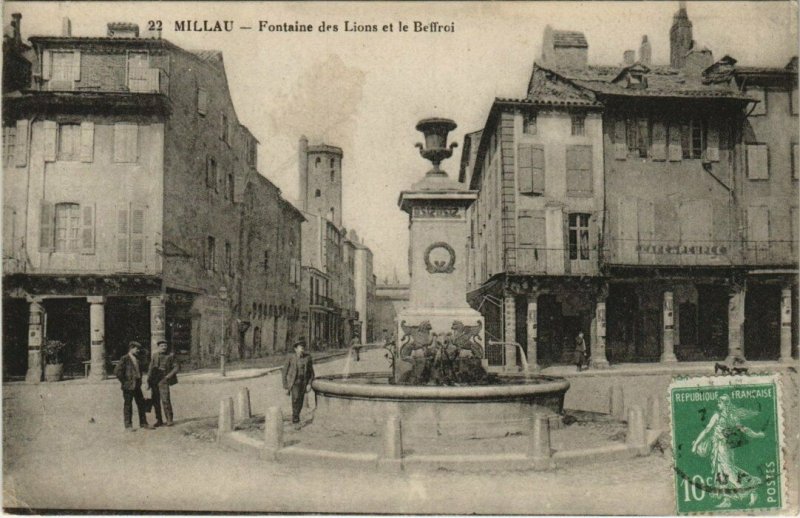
3;347;677;514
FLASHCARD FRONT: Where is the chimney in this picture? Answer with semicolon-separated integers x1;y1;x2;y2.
623;50;636;66
298;136;309;211
639;35;652;66
107;22;140;38
541;25;588;68
11;13;21;46
670;1;693;68
684;47;714;77
61;18;72;37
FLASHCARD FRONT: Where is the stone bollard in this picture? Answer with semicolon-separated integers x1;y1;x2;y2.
646;395;662;431
626;406;648;456
378;415;403;471
236;387;252;421
528;414;553;471
609;385;625;420
217;397;234;440
262;406;284;461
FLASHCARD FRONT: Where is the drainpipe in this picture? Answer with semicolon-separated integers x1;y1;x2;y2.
23;114;39;272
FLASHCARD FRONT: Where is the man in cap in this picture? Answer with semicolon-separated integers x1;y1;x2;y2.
114;341;152;431
282;338;315;426
146;340;179;427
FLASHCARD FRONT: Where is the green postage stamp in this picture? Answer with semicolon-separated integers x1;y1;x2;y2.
670;374;786;514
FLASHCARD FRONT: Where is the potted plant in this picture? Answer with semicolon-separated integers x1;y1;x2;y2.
43;340;66;382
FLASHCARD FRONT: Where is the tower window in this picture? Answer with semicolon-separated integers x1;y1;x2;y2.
330;170;335;182
330;158;335;167
315;157;321;166
315;189;321;198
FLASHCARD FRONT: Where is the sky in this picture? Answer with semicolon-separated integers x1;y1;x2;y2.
5;1;797;283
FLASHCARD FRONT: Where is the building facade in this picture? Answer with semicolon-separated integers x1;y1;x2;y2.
463;4;798;369
2;18;303;379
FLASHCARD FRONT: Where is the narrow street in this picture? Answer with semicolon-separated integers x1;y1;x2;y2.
3;348;675;514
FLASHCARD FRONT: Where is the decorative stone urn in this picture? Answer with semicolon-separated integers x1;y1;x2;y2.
394;118;484;383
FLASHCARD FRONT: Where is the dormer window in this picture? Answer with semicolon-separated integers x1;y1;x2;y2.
571;113;586;136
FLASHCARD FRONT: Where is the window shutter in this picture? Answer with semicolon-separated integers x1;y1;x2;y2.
80;122;94;162
114;123;138;163
792;88;799;116
747;144;769;179
746;206;770;251
80;203;95;254
39;200;54;251
72;50;81;81
517;144;533;193
130;205;145;267
15;119;28;167
116;206;129;268
531;146;545;194
42;50;52;80
197;88;208;115
147;68;159;92
566;145;592;196
614;119;627;160
748;88;767;115
792;143;799;180
668;123;682;161
651;121;667;161
43;121;57;162
705;124;720;162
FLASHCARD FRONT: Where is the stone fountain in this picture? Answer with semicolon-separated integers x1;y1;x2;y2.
312;118;569;439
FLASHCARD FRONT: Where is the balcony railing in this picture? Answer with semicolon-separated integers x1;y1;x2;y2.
37;65;169;95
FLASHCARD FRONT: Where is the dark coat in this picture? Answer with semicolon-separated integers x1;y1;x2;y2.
148;352;179;386
114;353;142;391
283;353;315;389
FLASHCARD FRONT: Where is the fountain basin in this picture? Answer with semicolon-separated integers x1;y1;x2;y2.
312;372;569;439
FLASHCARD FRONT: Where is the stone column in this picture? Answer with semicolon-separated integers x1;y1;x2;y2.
727;283;745;362
87;296;106;381
24;298;45;383
780;286;792;363
526;293;539;371
661;290;677;363
591;284;610;369
504;295;517;371
148;295;167;353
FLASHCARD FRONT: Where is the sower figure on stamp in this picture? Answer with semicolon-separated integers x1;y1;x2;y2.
114;341;153;432
146;340;179;427
574;331;587;372
283;338;315;427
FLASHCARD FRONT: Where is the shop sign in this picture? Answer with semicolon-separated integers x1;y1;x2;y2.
636;243;728;256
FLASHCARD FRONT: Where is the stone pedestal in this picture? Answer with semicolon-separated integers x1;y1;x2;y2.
25;298;45;383
780;287;793;363
727;284;746;362
87;296;106;381
148;295;166;353
661;291;677;363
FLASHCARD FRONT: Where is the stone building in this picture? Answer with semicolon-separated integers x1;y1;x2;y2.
2;18;303;379
296;137;376;347
462;3;798;369
374;280;409;344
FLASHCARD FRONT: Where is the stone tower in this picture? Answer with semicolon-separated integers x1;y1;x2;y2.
670;1;693;69
298;137;343;228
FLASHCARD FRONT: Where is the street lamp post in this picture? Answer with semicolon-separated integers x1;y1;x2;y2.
219;286;228;377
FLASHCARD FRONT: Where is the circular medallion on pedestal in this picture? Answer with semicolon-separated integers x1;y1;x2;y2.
424;242;456;274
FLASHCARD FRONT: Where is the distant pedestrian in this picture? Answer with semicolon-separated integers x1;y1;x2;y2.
350;335;362;361
282;338;315;426
574;331;587;372
114;341;152;432
146;340;179;427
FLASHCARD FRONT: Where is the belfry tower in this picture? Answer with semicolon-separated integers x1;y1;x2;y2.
298;136;343;227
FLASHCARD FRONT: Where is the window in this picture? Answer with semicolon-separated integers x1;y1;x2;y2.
206;157;217;190
314;189;321;198
3;126;16;166
681;119;704;159
206;236;216;271
523;112;537;135
227;173;235;201
518;144;545;195
263;249;269;272
568;213;590;261
566;145;593;196
315;157;321;166
330;170;335;182
571;113;586;136
792;88;799;116
113;123;138;163
626;118;649;158
225;241;233;276
54;203;80;252
747;87;767;116
247;138;256;166
197;87;208;115
127;51;155;92
746;144;769;180
330;158;335;168
746;206;770;251
793;143;799;180
221;114;229;144
57;124;81;161
47;50;79;89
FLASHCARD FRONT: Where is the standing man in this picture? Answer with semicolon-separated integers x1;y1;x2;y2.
574;331;587;372
283;338;315;426
114;341;152;432
350;334;362;361
146;340;179;427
